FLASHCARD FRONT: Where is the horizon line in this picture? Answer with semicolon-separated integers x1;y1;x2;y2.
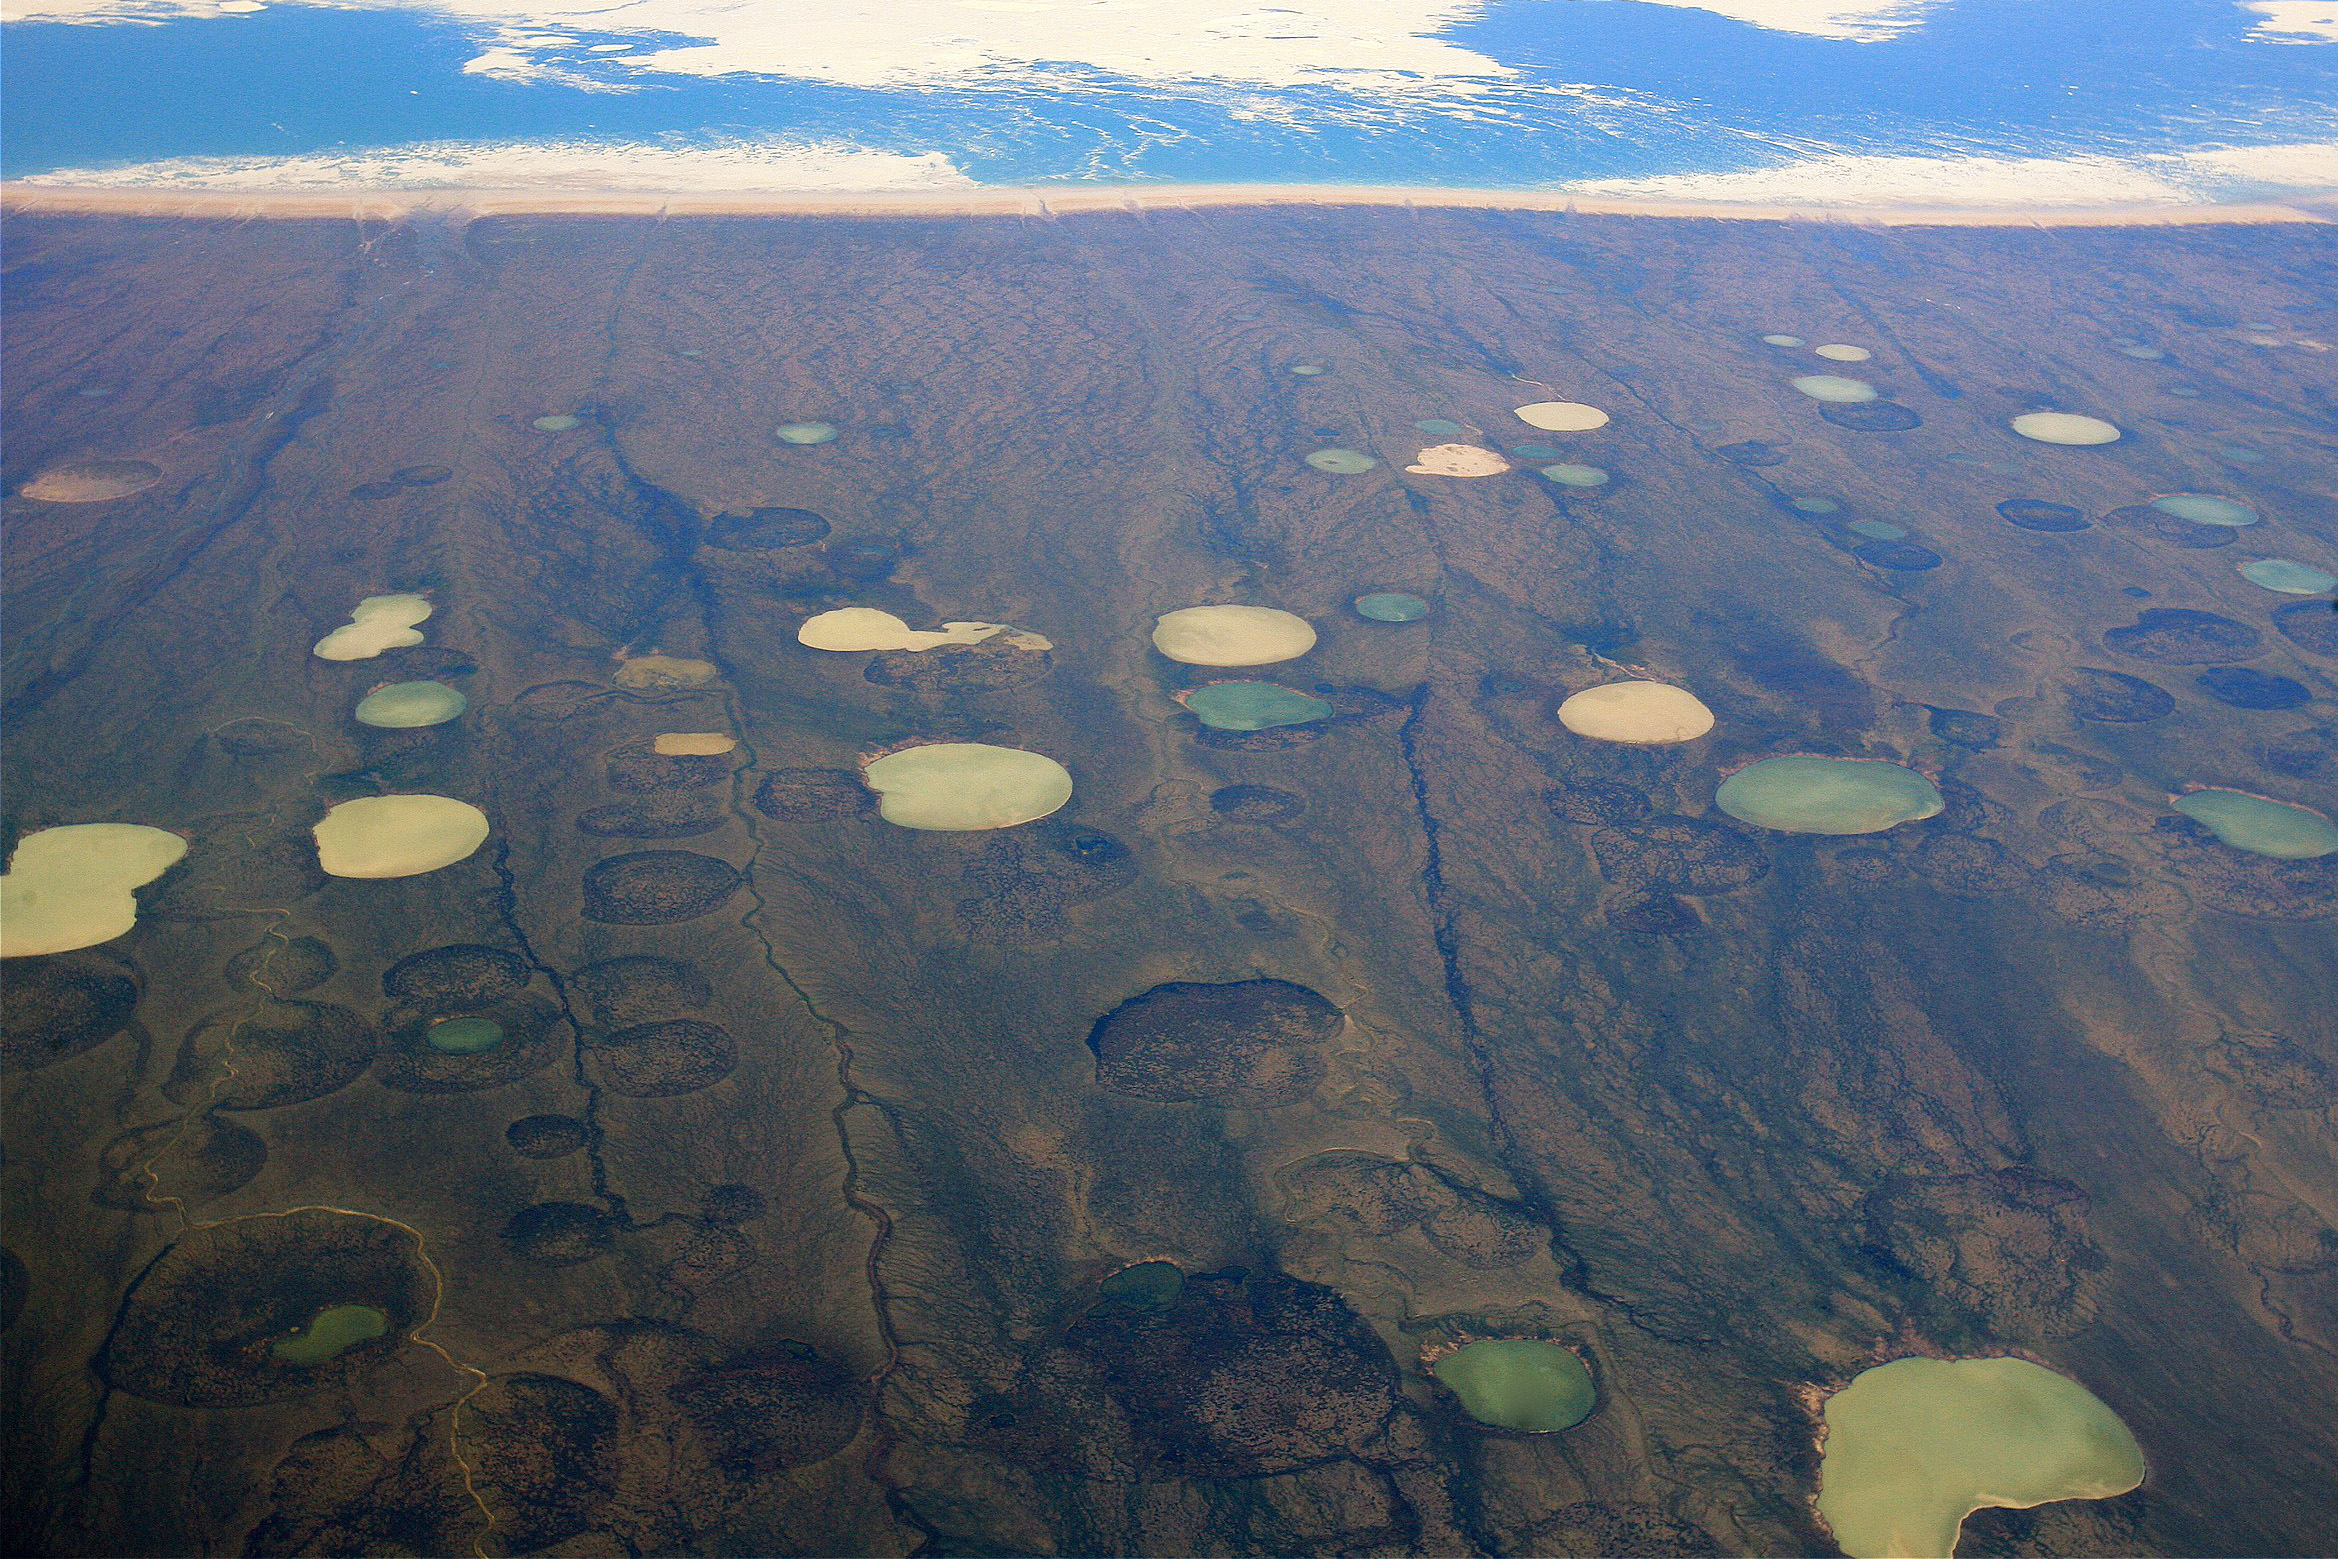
6;180;2335;227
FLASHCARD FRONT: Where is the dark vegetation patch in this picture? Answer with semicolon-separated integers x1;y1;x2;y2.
1910;834;2030;897
581;851;742;925
699;1184;766;1224
2257;725;2338;777
2103;608;2262;664
1863;1169;2104;1339
2162;830;2338;921
823;538;900;582
1502;1502;1721;1557
2196;667;2311;711
1714;440;1788;467
1209;784;1304;824
1588;816;1771;893
585;1019;737;1097
864;637;1052;693
956;822;1140;941
376;994;565;1094
1997;498;2088;532
977;1270;1400;1479
507;1114;590;1158
94;1113;266;1210
2060;667;2175;722
1928;708;2002;748
227;935;338;994
1607;890;1703;933
605;741;736;793
674;1344;865;1477
100;1210;429;1408
1720;617;1873;729
577;796;728;839
1280;1150;1542;1267
1547;780;1654;826
501;1202;619;1265
245;1420;478;1557
705;507;829;550
753;767;873;822
371;646;478;682
1820;401;1922;432
1853;539;1943;571
211;719;311;760
2101;505;2234;548
1089;979;1344;1107
177;999;376;1110
1196;722;1326;751
465;1373;621;1553
382;944;530;1011
2201;1029;2335;1112
571;956;712;1026
2272;600;2338;658
2;956;136;1071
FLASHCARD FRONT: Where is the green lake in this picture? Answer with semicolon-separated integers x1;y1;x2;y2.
270;1303;391;1365
1432;1339;1597;1432
1716;756;1943;835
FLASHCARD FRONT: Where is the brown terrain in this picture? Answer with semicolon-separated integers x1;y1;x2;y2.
2;206;2335;1557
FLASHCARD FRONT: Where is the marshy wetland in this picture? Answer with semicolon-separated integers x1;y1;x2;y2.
3;206;2336;1557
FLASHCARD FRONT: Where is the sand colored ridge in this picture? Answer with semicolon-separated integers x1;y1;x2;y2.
862;743;1073;830
313;594;432;661
354;680;467;728
615;653;719;688
0;823;188;957
1816;1356;2146;1559
313;795;490;878
1514;401;1610;431
1152;605;1317;666
19;458;162;502
654;732;738;756
798;607;1015;652
2012;412;2122;445
1792;374;1878;403
1557;681;1715;744
1408;443;1511;477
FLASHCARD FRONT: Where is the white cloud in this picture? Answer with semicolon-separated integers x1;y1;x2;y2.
12;137;978;191
1587;0;1946;42
2242;0;2338;39
0;0;1529;98
1561;142;2338;206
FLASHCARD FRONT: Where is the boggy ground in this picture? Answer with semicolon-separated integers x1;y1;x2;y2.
2;207;2335;1557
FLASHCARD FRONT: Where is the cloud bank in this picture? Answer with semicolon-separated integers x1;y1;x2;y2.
12;137;978;191
1561;141;2338;205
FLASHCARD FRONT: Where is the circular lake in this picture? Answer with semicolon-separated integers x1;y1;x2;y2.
1716;755;1943;834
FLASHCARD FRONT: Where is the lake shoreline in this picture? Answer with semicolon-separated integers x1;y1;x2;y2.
4;180;2332;227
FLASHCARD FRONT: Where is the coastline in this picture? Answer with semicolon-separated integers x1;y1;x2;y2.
4;180;2333;227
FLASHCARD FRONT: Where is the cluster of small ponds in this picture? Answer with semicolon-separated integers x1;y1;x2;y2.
6;349;2331;1549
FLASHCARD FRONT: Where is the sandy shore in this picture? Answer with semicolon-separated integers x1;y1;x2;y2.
4;180;2332;226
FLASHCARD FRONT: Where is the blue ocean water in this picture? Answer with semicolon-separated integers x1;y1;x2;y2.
3;0;2334;188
